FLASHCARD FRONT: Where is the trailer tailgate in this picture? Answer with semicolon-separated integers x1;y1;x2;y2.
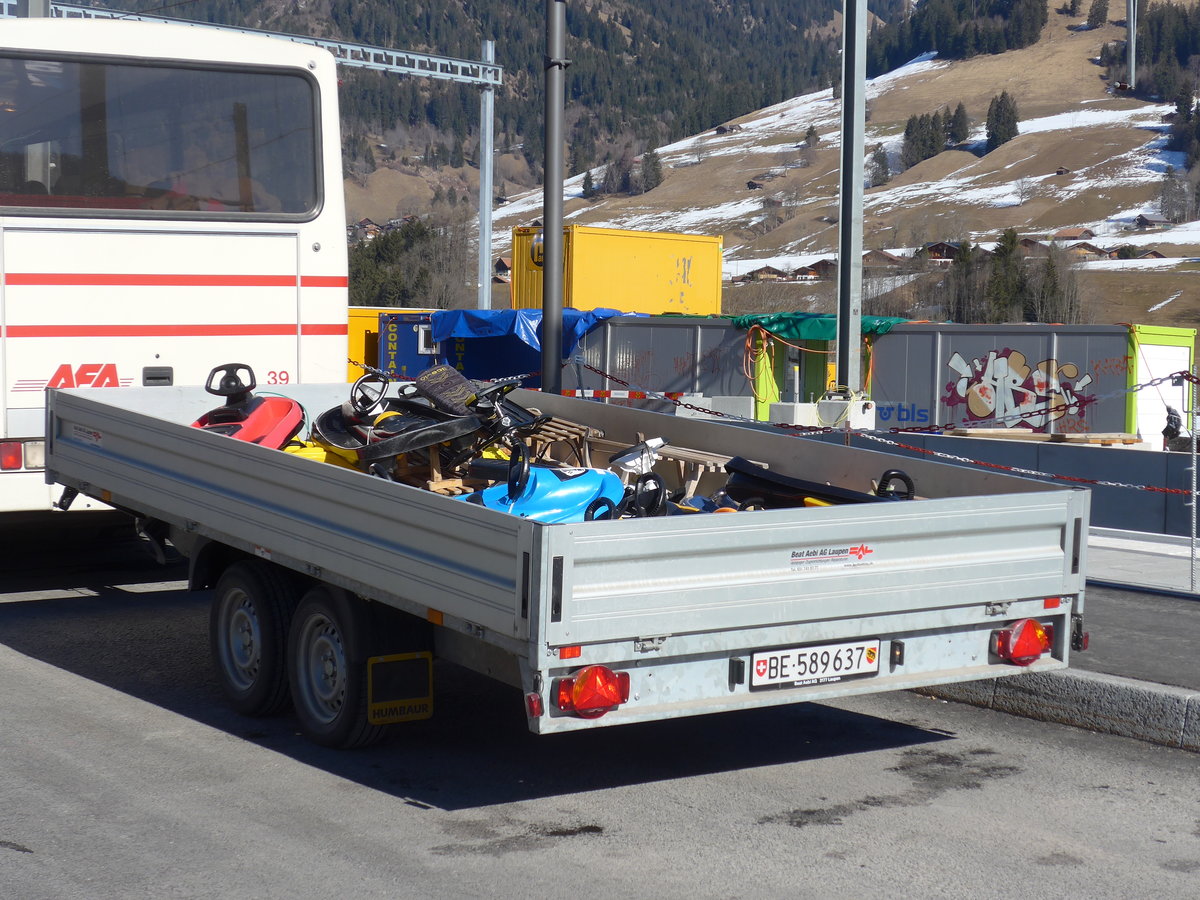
539;490;1086;646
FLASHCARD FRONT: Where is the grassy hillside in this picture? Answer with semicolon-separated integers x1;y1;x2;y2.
473;9;1200;330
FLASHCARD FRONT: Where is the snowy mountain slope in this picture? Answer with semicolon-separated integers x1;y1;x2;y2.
488;18;1200;326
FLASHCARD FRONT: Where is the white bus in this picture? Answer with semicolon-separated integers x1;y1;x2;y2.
0;18;348;512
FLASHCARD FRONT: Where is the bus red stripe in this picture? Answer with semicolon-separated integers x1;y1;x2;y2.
7;324;348;337
3;273;348;288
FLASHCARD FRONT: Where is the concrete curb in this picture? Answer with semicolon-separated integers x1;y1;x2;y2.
917;670;1200;752
1086;578;1200;602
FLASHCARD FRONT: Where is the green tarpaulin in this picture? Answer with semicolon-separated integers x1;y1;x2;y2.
730;312;908;341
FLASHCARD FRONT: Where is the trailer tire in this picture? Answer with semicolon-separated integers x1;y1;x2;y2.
287;585;385;749
210;561;299;716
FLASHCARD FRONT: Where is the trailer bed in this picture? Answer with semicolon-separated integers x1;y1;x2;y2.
45;384;1089;734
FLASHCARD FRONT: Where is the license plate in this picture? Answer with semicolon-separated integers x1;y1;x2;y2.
750;639;881;690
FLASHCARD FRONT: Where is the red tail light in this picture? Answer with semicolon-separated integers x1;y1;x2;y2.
525;691;544;718
553;665;630;719
993;618;1054;666
1;442;23;471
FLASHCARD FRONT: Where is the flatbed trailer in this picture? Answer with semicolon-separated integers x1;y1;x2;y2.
44;383;1090;747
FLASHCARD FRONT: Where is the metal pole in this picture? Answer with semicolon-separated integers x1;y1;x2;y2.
541;0;567;394
476;39;495;310
1191;366;1196;591
1126;0;1137;90
835;0;866;395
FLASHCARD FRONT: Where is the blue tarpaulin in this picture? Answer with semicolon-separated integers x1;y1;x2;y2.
430;308;630;357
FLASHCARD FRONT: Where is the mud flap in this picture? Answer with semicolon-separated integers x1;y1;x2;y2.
367;651;434;724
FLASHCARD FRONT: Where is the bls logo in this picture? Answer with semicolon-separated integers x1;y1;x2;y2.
877;403;930;424
47;363;123;388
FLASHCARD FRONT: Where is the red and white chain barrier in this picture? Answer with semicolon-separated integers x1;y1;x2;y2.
565;359;1200;496
350;356;1199;497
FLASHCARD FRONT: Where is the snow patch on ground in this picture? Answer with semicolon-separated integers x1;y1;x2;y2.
1149;290;1184;311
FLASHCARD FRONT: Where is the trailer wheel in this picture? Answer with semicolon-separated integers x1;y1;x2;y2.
210;561;298;716
287;585;385;749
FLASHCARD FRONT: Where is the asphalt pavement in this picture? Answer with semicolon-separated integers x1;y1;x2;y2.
922;526;1200;752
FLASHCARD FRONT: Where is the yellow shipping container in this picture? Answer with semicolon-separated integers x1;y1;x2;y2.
510;224;722;315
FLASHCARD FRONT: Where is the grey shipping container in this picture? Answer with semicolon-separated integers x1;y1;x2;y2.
869;324;1132;434
570;315;751;409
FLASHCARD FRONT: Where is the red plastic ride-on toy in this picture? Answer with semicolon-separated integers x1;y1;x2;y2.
191;363;305;449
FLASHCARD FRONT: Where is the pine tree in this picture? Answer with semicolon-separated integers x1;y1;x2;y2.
947;241;979;323
1176;85;1195;122
614;148;635;193
984;228;1023;322
900;115;923;170
1031;254;1060;323
641;149;664;192
581;169;595;199
568;132;594;176
600;161;618;195
930;110;945;153
1160;166;1190;222
804;123;819;146
1153;57;1184;104
869;143;890;187
1086;0;1108;28
985;91;1019;153
950;102;970;144
600;152;634;195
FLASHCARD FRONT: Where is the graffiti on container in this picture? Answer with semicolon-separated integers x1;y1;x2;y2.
943;349;1094;431
1091;355;1131;377
673;346;728;377
615;348;656;389
673;255;693;286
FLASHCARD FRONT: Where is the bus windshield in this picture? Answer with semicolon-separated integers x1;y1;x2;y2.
0;54;318;217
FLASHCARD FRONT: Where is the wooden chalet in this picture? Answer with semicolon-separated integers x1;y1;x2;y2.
349;217;381;242
742;265;787;282
1064;241;1107;261
1018;238;1049;257
810;258;838;279
1052;227;1094;242
922;241;962;263
862;249;903;268
1134;214;1171;230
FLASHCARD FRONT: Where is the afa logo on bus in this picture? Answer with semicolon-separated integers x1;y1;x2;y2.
47;364;131;389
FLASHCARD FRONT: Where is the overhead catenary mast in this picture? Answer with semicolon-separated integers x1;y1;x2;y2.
834;0;867;396
1126;0;1137;89
541;0;568;395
